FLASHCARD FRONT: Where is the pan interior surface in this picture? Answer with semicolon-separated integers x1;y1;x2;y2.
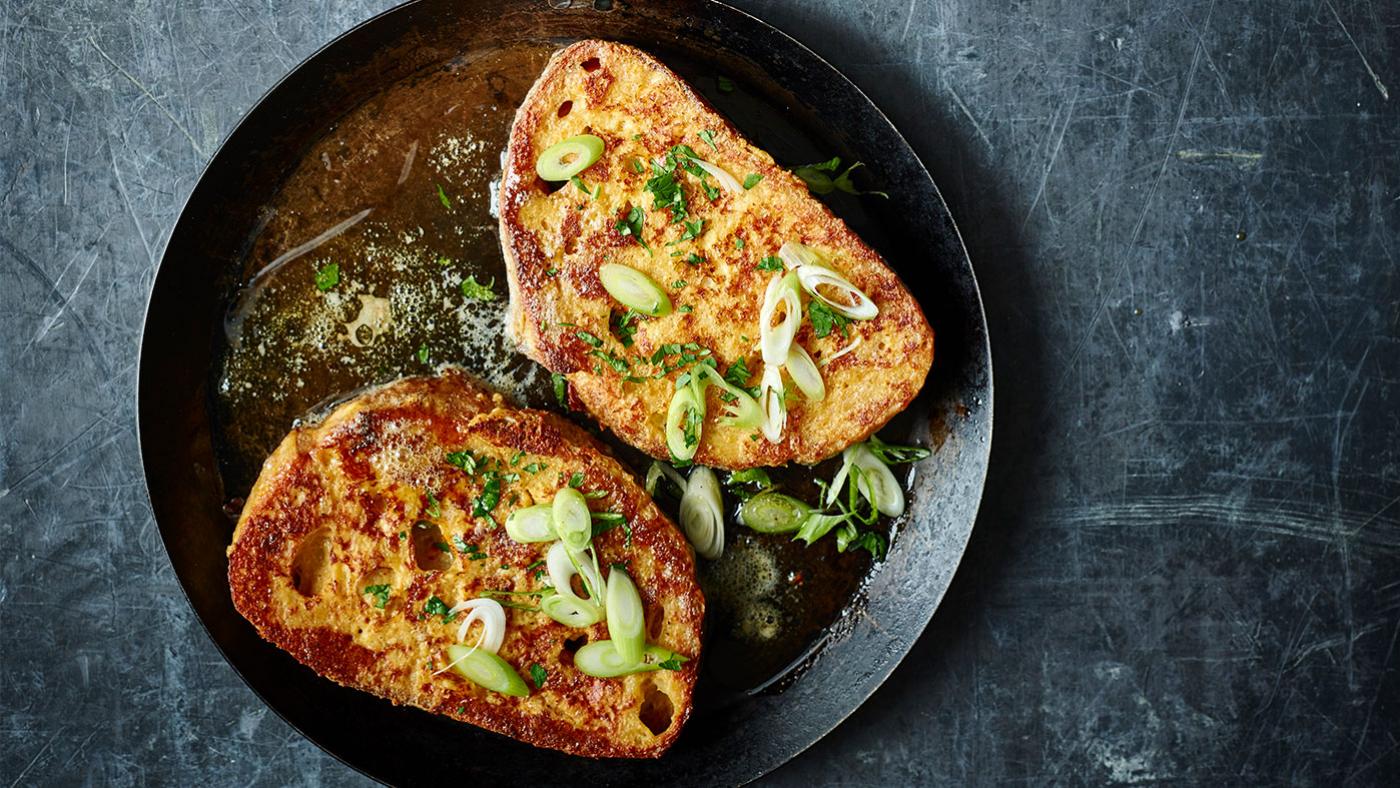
139;1;991;784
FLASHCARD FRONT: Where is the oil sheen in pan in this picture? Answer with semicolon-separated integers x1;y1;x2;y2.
214;41;878;697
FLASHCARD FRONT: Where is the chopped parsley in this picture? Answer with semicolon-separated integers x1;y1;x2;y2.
808;299;852;338
552;372;569;408
615;206;650;252
472;471;501;519
363;584;391;609
416;343;431;365
314;262;339;291
791;156;888;198
734;237;745;249
698;129;718;151
433;541;452;553
590;348;632;375
575;329;604;348
630;158;645;174
717;75;735;93
756;256;784;271
424;491;441;518
610;309;641;348
723;356;754;391
446;450;480;474
568;471;586;489
743;173;763;189
684;253;705;266
509;450;525;466
457;539;488;560
523;461;547;474
679;304;693;313
461;275;497;301
570;175;597;199
436;255;451;266
529;663;548;689
423;595;456;623
671;279;687;289
436;183;452;209
657;657;684;671
679;219;704;241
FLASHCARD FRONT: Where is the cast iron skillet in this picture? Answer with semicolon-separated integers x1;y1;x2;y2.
138;0;992;783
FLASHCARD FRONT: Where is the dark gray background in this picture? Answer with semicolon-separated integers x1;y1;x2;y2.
3;0;1397;784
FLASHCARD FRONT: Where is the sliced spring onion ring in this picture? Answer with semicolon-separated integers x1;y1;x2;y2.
851;444;905;517
759;271;802;365
794;512;850;546
826;444;906;517
665;384;706;463
547;540;605;606
535;134;605;181
445;644;530;696
645;461;689;497
820;334;862;366
784;344;826;402
692;158;743;193
551;487;592;552
540;590;603;628
739;492;812;533
679;466;725;560
758;364;787;443
605;569;646;664
445;598;507;652
777;241;825;270
796;264;878;320
598;263;672;317
504;504;555;543
574;641;688;678
695;365;763;428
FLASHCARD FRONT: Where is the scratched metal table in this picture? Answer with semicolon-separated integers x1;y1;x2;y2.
2;0;1397;784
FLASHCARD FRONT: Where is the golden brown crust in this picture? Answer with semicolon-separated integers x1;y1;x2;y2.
227;368;703;758
500;40;935;469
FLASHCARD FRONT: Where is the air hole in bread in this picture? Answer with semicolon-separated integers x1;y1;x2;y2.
638;680;675;735
410;521;453;571
580;57;601;72
557;100;573;117
647;603;665;640
559;635;587;667
290;527;331;596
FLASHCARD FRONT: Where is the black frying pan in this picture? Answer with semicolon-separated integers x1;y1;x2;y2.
138;0;991;783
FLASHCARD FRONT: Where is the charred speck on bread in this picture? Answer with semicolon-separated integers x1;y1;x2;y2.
227;368;704;759
499;40;935;470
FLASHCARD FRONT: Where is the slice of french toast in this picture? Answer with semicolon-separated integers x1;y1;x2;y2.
227;369;703;758
499;40;934;469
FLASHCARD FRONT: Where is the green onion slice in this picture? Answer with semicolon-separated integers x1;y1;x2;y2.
598;263;672;317
695;365;763;428
645;461;688;497
551;487;592;552
605;569;646;664
665;384;706;463
574;641;689;678
758;364;787;443
828;444;906;517
739;492;812;534
777;241;826;270
692;158;743;193
796;264;878;320
535;134;605;181
444;598;506;651
540;589;604;628
679;466;724;560
759;271;802;365
794;511;851;545
784;343;825;402
546;540;605;605
445;644;530;697
504;504;555;543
